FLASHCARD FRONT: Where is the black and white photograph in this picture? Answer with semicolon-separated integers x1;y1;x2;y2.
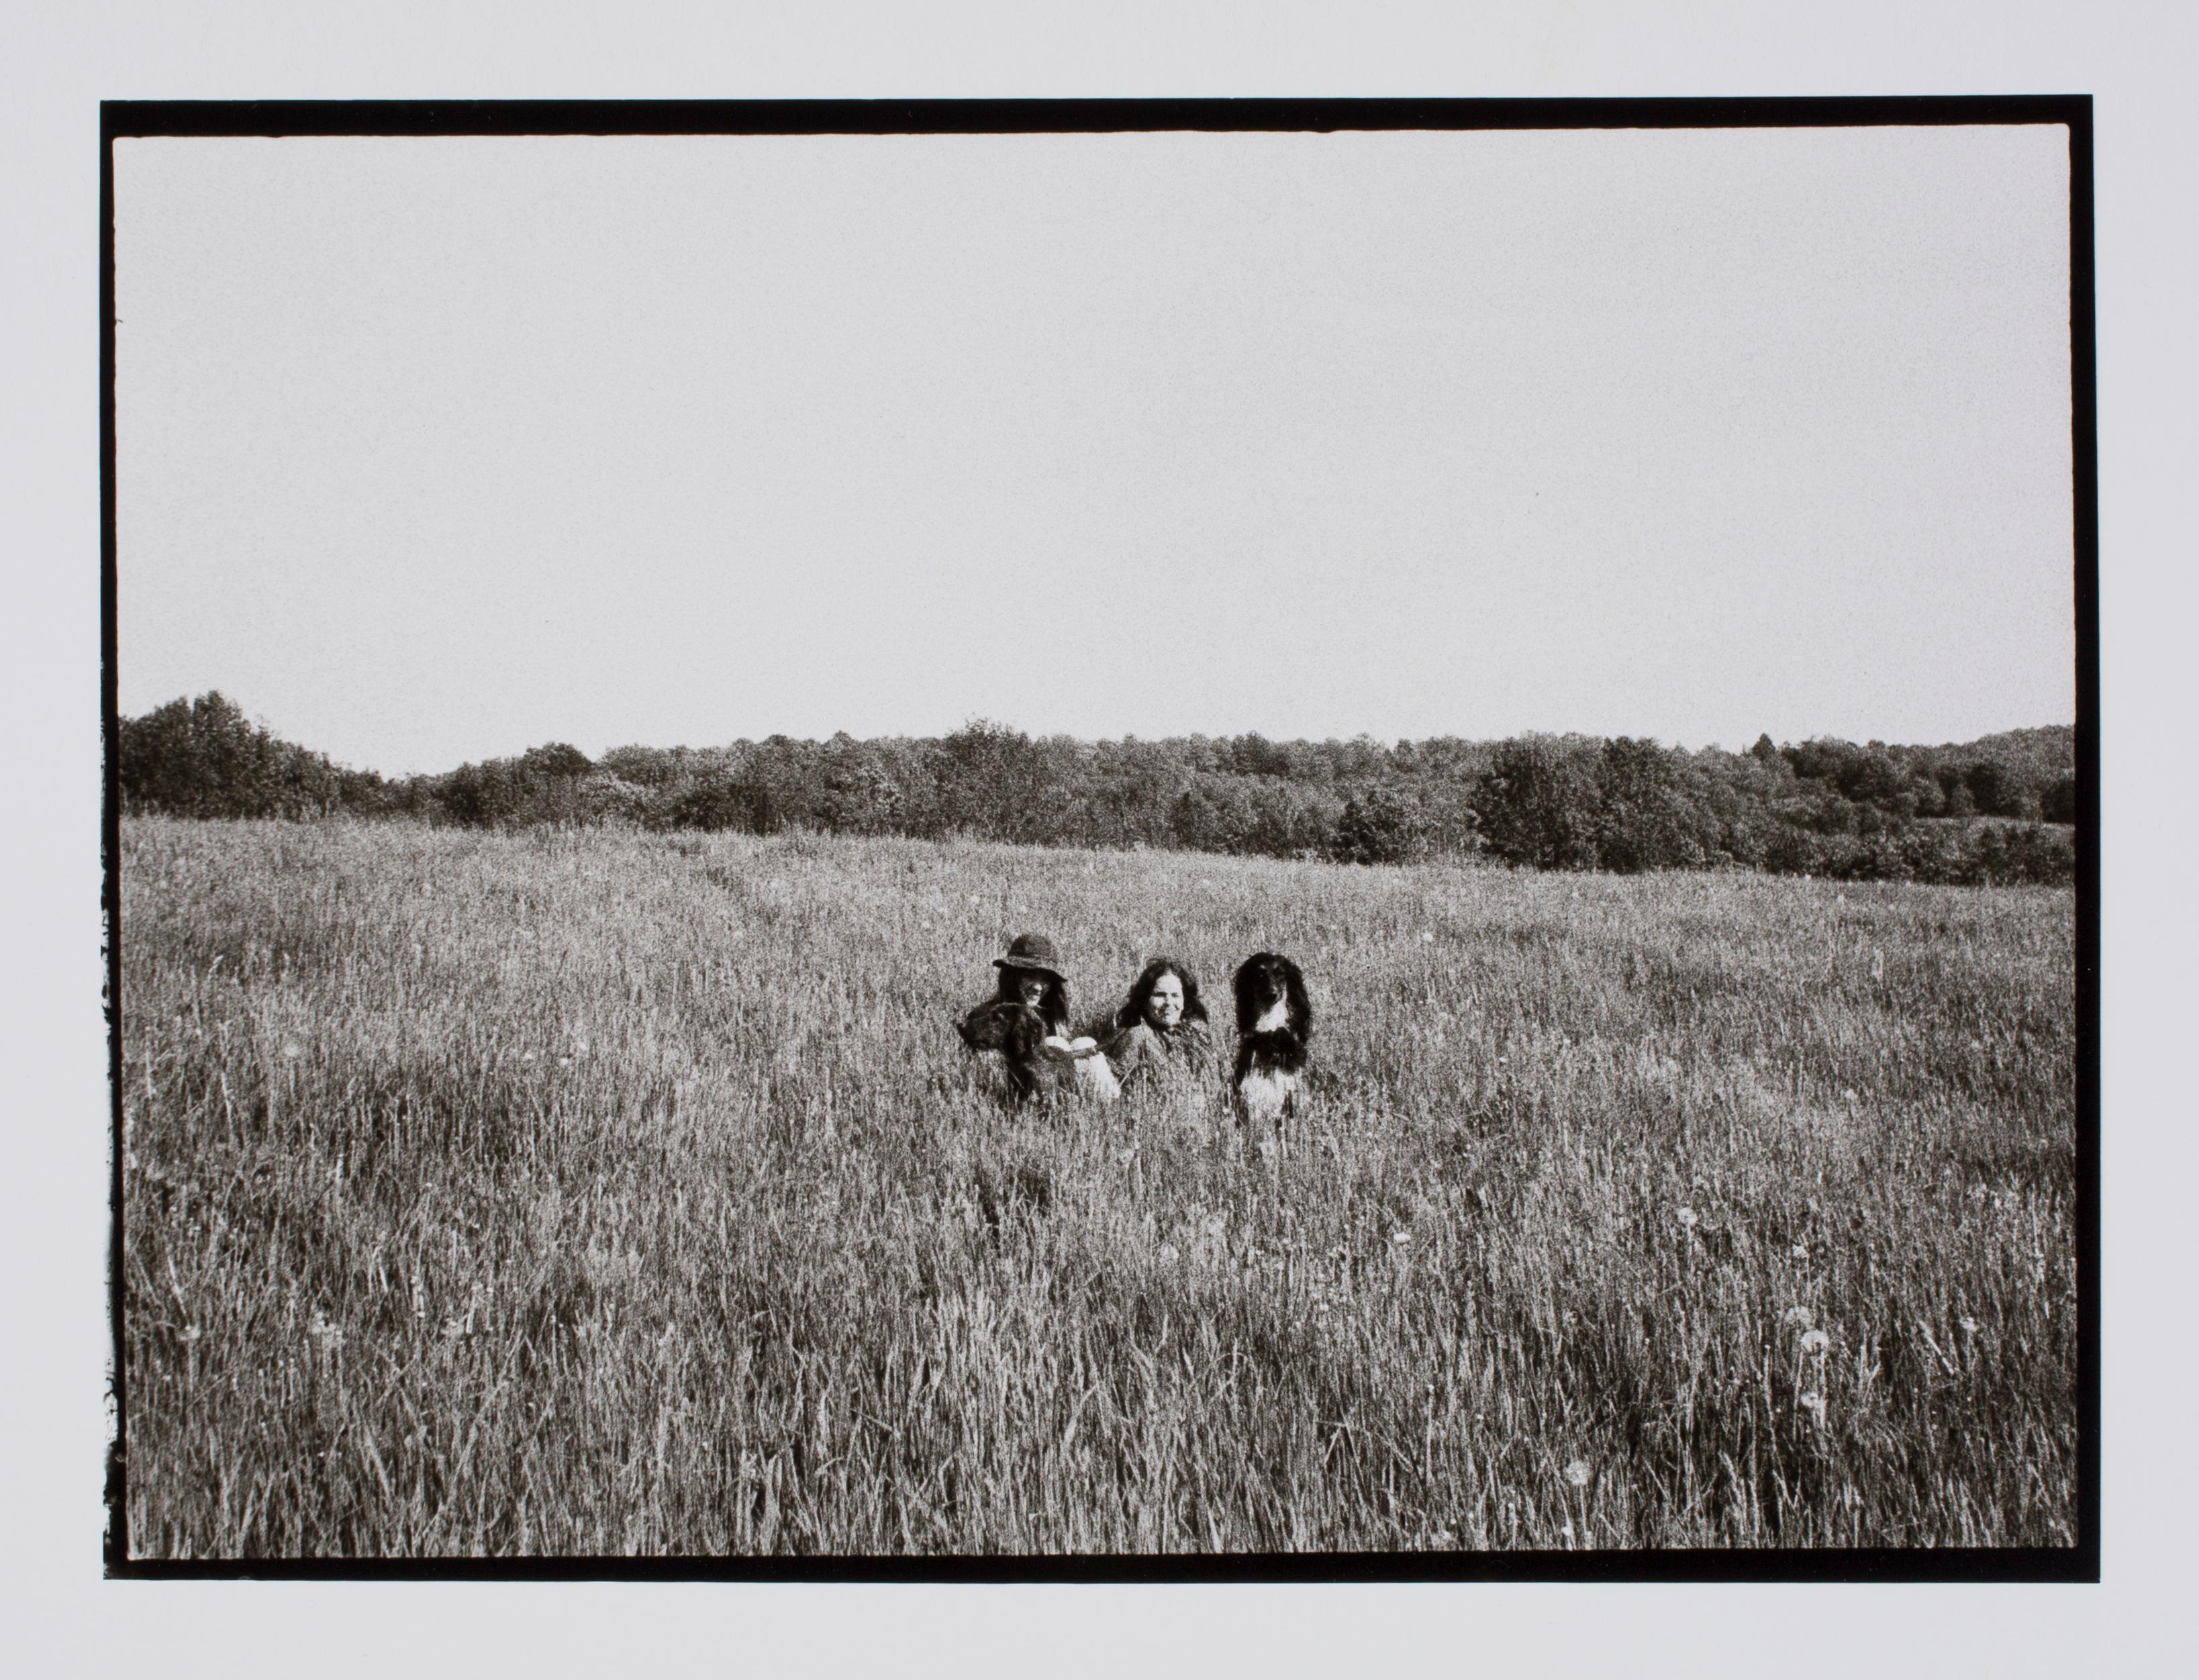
99;99;2094;1575
16;1;2199;1672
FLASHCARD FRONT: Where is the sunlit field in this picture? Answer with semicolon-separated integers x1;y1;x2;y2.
117;817;2078;1556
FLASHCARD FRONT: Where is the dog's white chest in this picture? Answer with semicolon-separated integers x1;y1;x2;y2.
1251;999;1291;1034
1237;1067;1296;1119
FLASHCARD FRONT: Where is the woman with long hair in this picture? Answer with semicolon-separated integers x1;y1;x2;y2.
981;932;1073;1036
1102;956;1216;1092
959;932;1118;1101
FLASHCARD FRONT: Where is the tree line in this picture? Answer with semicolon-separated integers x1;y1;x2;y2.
117;692;2077;885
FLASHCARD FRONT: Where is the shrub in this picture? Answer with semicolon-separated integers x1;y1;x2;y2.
1473;736;1606;871
1594;738;1716;873
1331;786;1429;865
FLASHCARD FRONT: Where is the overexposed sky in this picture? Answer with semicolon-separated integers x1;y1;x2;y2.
115;124;2074;775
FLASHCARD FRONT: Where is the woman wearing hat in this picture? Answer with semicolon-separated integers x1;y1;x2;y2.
985;932;1074;1036
964;932;1118;1099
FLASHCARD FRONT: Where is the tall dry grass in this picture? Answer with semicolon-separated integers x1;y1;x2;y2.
118;817;2076;1554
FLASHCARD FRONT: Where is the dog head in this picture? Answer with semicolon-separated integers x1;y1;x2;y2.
1232;952;1311;1041
959;999;1077;1101
959;998;1048;1060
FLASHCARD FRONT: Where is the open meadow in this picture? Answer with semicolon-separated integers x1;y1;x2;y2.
116;816;2078;1556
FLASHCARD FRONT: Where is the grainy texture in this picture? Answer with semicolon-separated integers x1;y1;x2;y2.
118;818;2078;1557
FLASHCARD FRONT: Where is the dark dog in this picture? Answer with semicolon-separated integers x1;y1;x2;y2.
1231;952;1312;1129
958;1000;1118;1103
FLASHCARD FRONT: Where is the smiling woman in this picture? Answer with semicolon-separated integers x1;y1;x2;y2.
1100;956;1217;1091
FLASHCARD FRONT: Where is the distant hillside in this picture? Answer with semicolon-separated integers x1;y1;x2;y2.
117;693;2078;885
1919;726;2075;784
1963;724;2075;758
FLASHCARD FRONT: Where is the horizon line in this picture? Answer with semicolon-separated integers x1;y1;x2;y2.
118;689;2077;783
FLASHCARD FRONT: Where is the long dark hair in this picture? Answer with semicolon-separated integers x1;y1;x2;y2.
1116;957;1209;1035
991;967;1070;1035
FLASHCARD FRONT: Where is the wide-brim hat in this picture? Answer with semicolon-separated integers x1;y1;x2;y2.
993;932;1065;981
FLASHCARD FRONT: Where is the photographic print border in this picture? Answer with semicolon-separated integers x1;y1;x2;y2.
100;95;2099;1583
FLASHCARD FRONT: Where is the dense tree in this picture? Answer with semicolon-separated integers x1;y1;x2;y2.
117;693;2076;885
932;720;1060;843
1332;785;1430;865
518;742;593;780
2042;773;2078;825
118;691;383;819
1473;737;1605;871
1594;738;1717;873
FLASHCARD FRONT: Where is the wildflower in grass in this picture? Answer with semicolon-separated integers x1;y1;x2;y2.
1799;1391;1827;1425
1784;1306;1814;1329
281;1040;303;1060
1842;1088;1857;1104
1960;1316;1980;1335
1422;930;1435;943
1791;1244;1810;1262
1801;1329;1830;1354
1429;1526;1457;1547
1392;1228;1412;1246
1675;1207;1698;1229
1204;1214;1226;1237
1565;1459;1591;1487
1157;1243;1179;1263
